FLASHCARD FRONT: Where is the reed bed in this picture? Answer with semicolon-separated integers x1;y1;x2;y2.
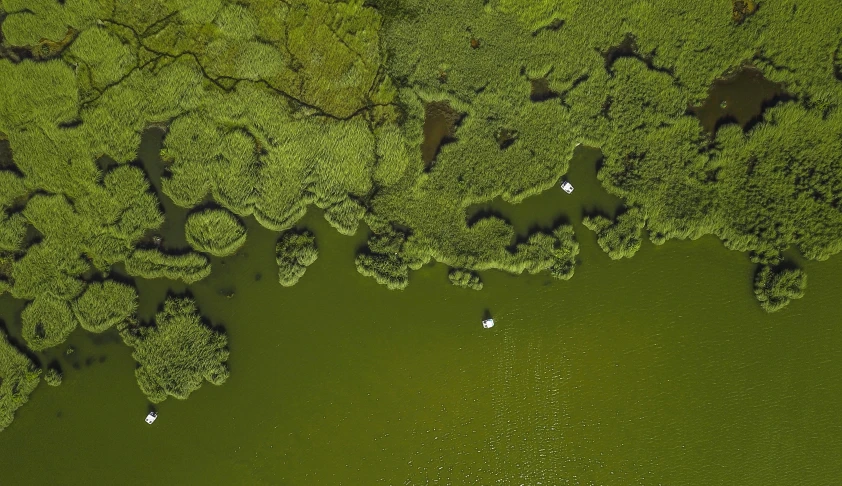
0;329;41;432
120;297;229;403
185;208;247;257
276;229;318;287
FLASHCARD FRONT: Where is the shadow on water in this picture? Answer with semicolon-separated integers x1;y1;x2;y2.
135;128;190;252
465;145;624;238
690;66;794;135
0;138;16;170
600;33;675;77
420;101;464;169
0;316;42;368
529;78;559;102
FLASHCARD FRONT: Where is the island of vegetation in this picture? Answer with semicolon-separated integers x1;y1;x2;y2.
276;229;318;287
0;0;840;430
119;297;229;403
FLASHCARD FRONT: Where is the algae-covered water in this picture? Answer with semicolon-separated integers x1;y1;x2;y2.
0;138;840;485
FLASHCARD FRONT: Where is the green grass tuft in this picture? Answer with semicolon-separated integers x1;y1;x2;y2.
44;367;63;387
21;295;78;351
448;268;483;290
124;249;211;284
583;207;646;260
120;297;229;403
276;230;318;287
754;265;807;313
185;208;247;257
0;328;41;432
72;280;138;333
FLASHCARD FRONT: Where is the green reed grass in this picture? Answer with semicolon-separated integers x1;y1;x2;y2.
185;208;247;257
120;297;229;403
73;280;138;333
0;328;40;431
276;229;318;287
21;295;78;351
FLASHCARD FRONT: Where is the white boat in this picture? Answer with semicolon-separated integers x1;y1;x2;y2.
145;412;158;424
560;181;574;194
482;318;494;329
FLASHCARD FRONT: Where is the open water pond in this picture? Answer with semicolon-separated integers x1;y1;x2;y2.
0;141;841;485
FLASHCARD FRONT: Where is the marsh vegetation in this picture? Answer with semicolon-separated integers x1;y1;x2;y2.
120;297;229;403
0;0;839;429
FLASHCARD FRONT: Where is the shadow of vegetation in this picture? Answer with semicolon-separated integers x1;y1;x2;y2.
600;33;676;79
0;318;42;369
465;206;512;229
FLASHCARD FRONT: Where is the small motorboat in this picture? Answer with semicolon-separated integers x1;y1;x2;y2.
560;181;574;194
145;412;158;424
482;318;495;329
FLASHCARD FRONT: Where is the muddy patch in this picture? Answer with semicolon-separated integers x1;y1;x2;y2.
420;101;464;168
691;66;792;135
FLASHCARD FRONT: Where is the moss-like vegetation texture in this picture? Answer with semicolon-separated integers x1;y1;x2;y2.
448;269;483;290
185;208;247;257
276;230;318;286
44;367;63;387
754;265;807;313
120;297;229;403
0;329;40;431
0;0;839;427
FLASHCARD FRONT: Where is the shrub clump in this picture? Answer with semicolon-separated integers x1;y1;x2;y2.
0;329;41;431
448;268;483;290
21;296;78;351
184;208;247;257
754;265;807;313
355;252;411;290
120;297;229;403
124;249;211;284
583;208;646;260
44;367;63;387
72;280;138;333
276;230;318;286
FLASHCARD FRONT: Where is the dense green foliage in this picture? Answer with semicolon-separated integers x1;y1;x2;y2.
448;268;483;290
124;249;211;284
1;0;840;428
583;208;646;260
21;295;77;351
73;280;138;333
276;230;318;287
184;208;247;257
44;367;63;387
754;265;807;313
0;329;40;431
3;0;835;301
120;297;229;403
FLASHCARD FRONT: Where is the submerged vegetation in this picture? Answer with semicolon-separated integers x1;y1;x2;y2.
0;0;839;428
120;297;229;403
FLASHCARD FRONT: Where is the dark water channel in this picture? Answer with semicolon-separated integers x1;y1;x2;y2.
691;66;790;135
421;101;463;167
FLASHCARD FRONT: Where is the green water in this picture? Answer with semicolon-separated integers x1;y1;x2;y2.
0;143;840;485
